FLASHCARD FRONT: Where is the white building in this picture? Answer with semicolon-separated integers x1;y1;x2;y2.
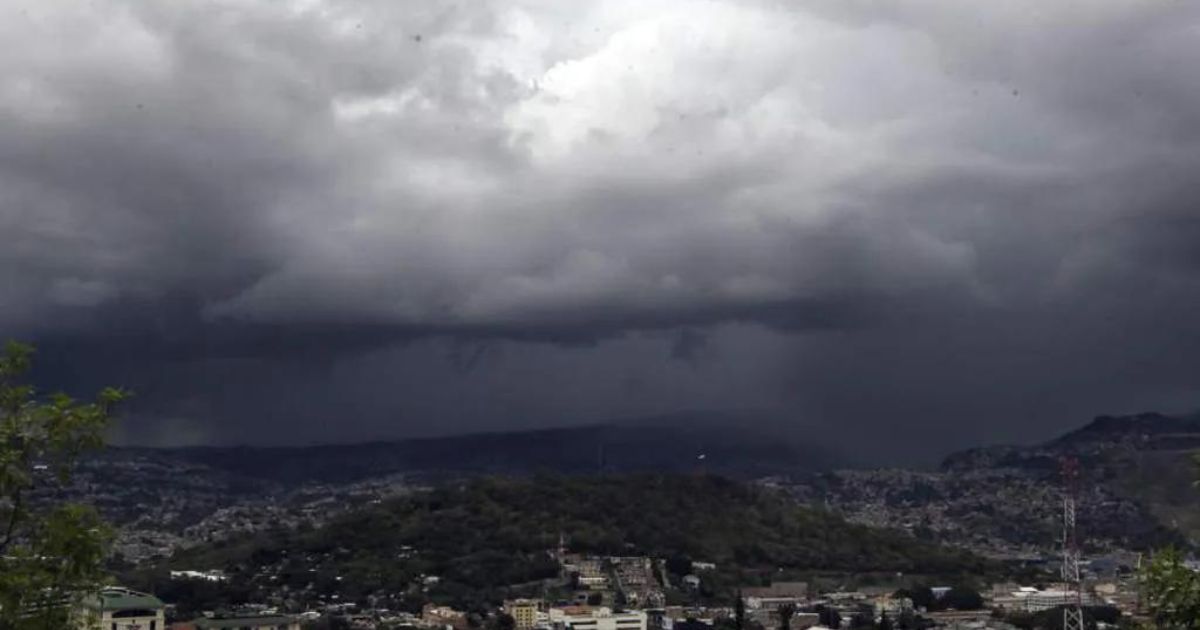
549;606;647;630
996;587;1102;612
170;569;228;582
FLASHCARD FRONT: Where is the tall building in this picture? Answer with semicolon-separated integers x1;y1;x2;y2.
505;599;542;630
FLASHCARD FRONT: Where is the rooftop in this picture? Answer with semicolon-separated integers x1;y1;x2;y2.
85;587;164;612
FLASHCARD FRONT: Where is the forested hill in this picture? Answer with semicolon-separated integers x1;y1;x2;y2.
160;475;989;611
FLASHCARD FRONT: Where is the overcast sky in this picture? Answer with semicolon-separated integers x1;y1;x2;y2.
3;0;1199;463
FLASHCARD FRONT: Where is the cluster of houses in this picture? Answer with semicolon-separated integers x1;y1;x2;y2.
84;544;1144;630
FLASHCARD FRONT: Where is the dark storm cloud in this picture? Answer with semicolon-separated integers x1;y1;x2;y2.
3;0;1200;460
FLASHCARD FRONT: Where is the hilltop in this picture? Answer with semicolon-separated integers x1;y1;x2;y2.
791;412;1200;557
144;475;989;616
946;411;1200;544
67;413;847;561
941;411;1200;471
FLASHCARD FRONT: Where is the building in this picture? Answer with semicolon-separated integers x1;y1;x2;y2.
872;596;913;618
569;560;610;590
505;599;542;630
424;604;470;630
169;570;227;582
742;582;809;610
81;586;166;630
191;613;301;629
549;606;647;630
992;586;1104;613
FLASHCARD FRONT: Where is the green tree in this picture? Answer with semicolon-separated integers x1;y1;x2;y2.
1141;547;1200;629
1139;452;1200;629
894;586;935;611
777;603;795;630
665;554;693;577
0;341;127;630
941;586;983;611
815;605;841;629
734;589;745;630
491;613;516;630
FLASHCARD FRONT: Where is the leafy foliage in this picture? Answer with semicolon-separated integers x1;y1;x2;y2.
0;341;127;630
1140;547;1200;629
893;585;983;612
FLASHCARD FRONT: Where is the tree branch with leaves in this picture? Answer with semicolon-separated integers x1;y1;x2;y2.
0;341;127;630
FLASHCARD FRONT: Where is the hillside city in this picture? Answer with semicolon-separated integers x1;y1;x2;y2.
96;544;1139;630
41;413;1198;630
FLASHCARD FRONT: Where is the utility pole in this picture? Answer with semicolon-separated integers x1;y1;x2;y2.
1060;457;1084;630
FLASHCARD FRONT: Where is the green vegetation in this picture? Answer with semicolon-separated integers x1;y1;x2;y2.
154;475;987;615
1141;547;1200;628
893;585;983;612
1138;448;1200;628
0;341;127;630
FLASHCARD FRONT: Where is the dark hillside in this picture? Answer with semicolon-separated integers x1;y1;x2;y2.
158;475;987;613
116;413;844;485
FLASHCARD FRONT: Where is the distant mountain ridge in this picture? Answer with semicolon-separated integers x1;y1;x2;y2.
936;410;1200;544
1051;412;1200;448
111;412;844;485
941;411;1200;472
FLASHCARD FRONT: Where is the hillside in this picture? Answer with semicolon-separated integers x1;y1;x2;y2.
790;412;1199;557
53;415;843;563
942;411;1200;542
941;412;1200;471
150;475;988;614
114;413;844;485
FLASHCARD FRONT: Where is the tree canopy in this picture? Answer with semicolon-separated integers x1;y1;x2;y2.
0;341;126;630
1141;547;1200;629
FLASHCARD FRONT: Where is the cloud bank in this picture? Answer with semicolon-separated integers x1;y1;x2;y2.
3;0;1199;460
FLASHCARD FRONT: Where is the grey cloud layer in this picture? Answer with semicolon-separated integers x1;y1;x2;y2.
3;0;1200;457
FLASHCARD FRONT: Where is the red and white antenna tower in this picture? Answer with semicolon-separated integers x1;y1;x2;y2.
1060;456;1084;630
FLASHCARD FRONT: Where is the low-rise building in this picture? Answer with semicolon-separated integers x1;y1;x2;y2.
82;586;166;630
872;596;913;618
549;606;647;630
992;586;1104;612
170;570;228;582
424;604;470;630
571;560;610;591
742;582;810;611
